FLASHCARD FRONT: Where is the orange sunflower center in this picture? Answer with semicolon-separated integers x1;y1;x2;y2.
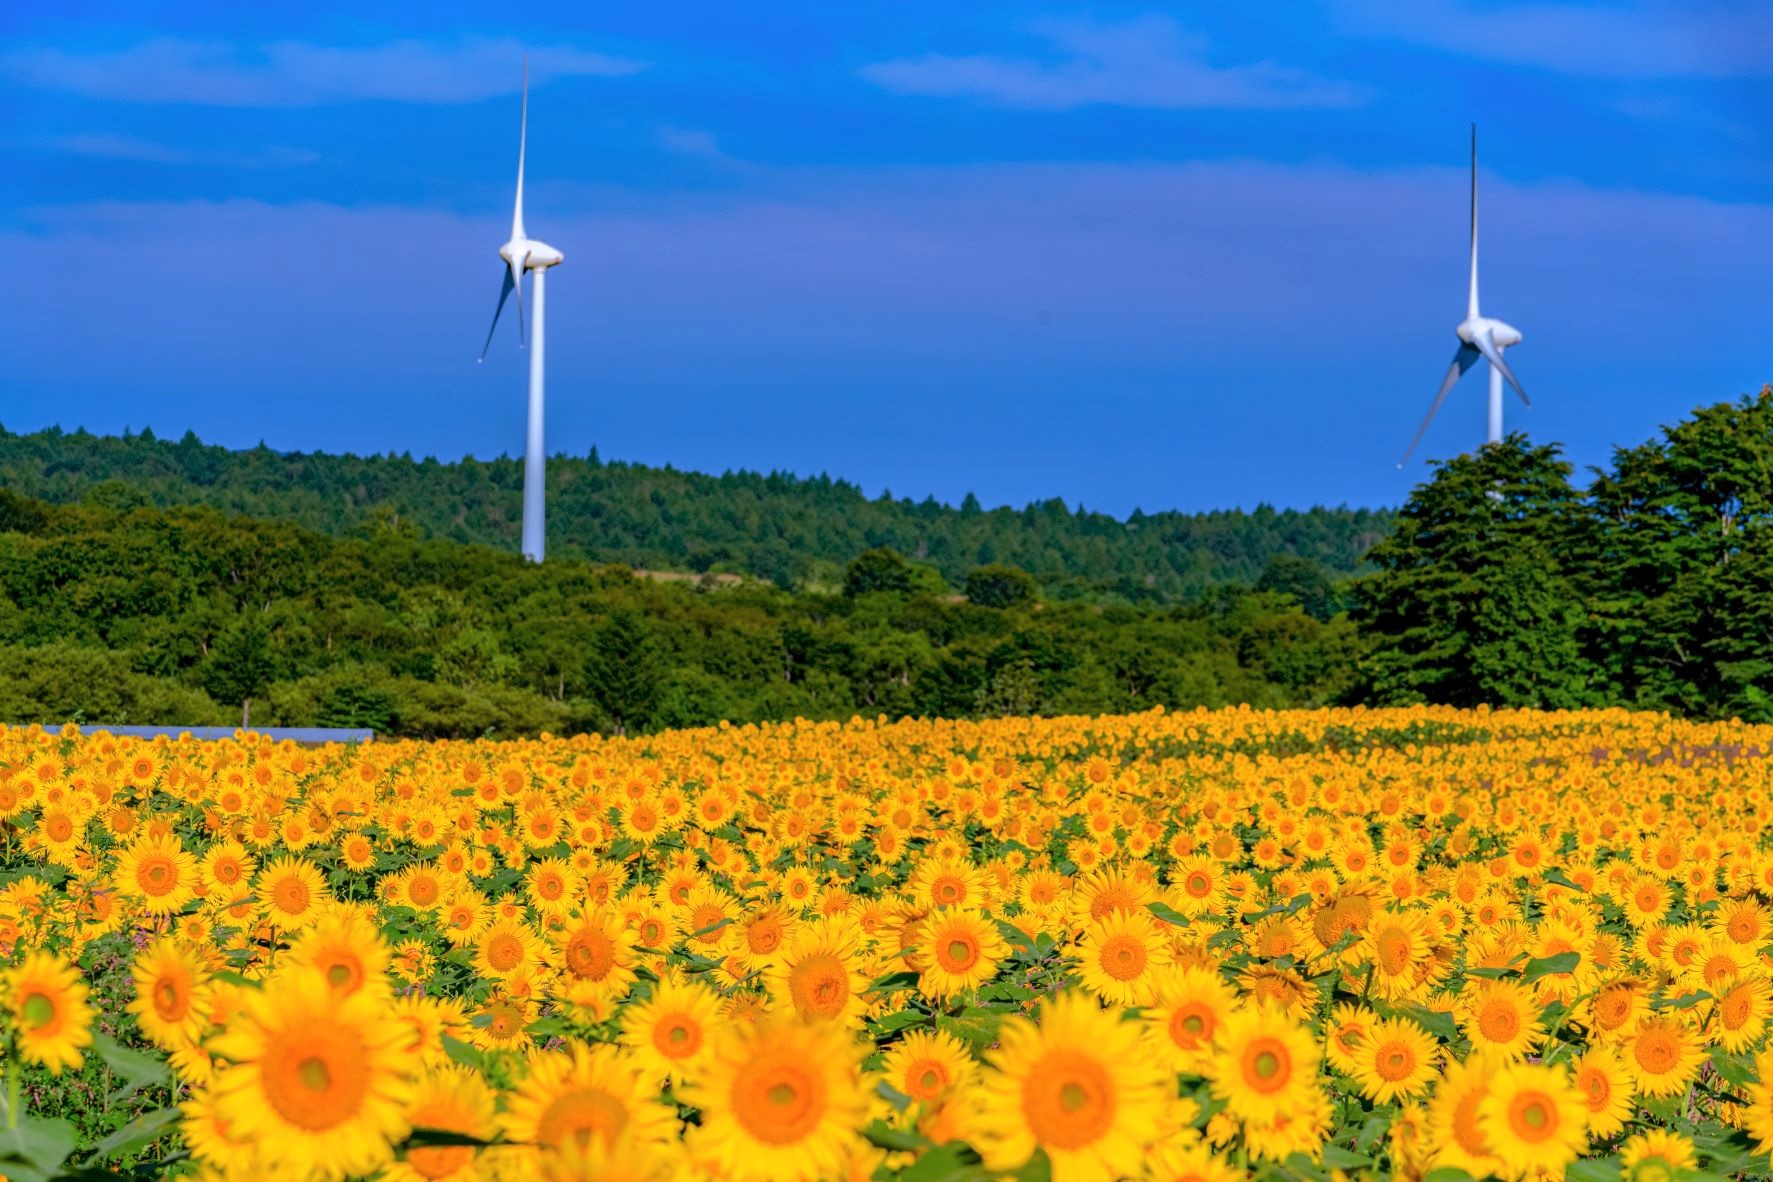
536;1085;630;1151
1099;934;1147;981
1022;1050;1116;1150
652;1015;703;1059
485;933;525;974
1168;1004;1214;1049
153;975;189;1021
731;1053;827;1146
747;918;783;955
260;1027;370;1132
565;927;616;981
1506;1091;1557;1142
137;853;178;896
213;859;243;885
935;930;980;974
1374;928;1412;976
1635;1027;1682;1076
1375;1040;1415;1081
930;876;966;906
905;1061;948;1100
1478;1000;1521;1043
408;876;440;907
787;953;850;1020
1239;1036;1293;1094
271;874;312;916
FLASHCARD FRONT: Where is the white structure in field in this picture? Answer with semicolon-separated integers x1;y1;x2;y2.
478;60;565;562
1400;126;1531;467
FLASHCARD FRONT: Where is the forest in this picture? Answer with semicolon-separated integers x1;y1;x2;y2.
1;387;1768;735
0;424;1389;601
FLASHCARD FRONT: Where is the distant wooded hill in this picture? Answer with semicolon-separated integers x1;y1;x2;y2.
0;426;1390;600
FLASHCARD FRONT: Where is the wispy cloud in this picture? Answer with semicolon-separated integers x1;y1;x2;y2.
862;15;1366;110
0;37;644;106
44;133;188;163
1337;0;1768;79
36;133;318;168
655;124;739;165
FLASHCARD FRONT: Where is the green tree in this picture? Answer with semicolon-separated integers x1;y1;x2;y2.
1351;438;1599;708
964;563;1037;610
586;612;659;735
201;618;278;726
844;548;916;597
1255;554;1339;622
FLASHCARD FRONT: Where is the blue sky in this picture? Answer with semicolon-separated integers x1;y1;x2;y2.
2;1;1769;516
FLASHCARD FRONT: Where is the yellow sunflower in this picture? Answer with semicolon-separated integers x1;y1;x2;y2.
1426;1055;1503;1178
1142;966;1239;1075
553;909;639;1007
4;951;94;1074
208;968;418;1180
116;833;198;915
682;1017;869;1182
1569;1045;1634;1139
473;917;544;984
879;1028;978;1105
1475;1060;1587;1181
618;976;724;1086
287;908;392;1000
128;936;210;1050
1620;1128;1697;1180
1075;909;1170;1007
500;1044;676;1161
1712;973;1773;1053
1346;1016;1438;1104
764;918;869;1028
1208;1003;1321;1128
256;855;330;928
971;991;1171;1182
913;907;1007;1001
1621;1014;1705;1097
1362;907;1430;1001
384;1063;500;1182
1458;978;1546;1061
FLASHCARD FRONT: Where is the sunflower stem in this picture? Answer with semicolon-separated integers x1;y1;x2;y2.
4;1050;18;1129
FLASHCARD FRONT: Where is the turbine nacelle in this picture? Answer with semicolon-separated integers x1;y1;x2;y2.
501;238;564;271
1457;316;1521;350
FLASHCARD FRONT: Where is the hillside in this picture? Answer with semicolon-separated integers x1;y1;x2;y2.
0;489;1357;737
0;426;1391;599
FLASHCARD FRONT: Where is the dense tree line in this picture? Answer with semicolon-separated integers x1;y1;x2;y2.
0;490;1357;737
0;425;1389;602
1353;387;1773;721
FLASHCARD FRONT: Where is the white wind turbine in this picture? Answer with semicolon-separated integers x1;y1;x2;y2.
1399;125;1530;467
478;59;564;562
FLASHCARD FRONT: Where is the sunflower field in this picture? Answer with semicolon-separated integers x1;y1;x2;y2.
3;707;1773;1182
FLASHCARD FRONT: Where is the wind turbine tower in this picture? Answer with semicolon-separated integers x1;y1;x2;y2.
478;59;564;561
1399;126;1530;467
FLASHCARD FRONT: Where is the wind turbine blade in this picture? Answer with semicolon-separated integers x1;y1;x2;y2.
1399;344;1480;467
477;266;517;362
1471;328;1529;407
512;57;528;241
1467;123;1479;320
509;253;528;348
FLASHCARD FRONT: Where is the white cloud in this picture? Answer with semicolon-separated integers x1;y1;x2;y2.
0;37;644;106
45;133;188;163
862;15;1366;110
1337;0;1768;79
656;124;733;163
35;133;318;168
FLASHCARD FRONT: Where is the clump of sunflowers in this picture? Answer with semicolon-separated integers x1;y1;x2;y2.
2;705;1773;1180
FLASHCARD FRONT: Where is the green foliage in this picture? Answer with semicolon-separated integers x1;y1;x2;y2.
0;491;1348;737
0;425;1388;602
963;563;1037;610
1351;386;1773;719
